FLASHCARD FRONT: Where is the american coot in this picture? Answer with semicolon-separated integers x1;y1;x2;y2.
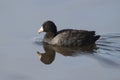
38;20;100;47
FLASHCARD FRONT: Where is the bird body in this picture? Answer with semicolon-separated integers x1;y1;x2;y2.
38;21;100;47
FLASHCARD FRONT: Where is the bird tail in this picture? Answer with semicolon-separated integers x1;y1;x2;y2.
94;35;100;41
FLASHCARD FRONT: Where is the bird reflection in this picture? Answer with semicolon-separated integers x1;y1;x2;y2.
37;44;55;65
36;33;120;68
37;43;97;65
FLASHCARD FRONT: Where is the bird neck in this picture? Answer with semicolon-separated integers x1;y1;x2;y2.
44;32;57;43
46;32;57;37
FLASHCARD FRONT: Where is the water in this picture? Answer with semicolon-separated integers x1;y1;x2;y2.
34;33;120;65
0;0;120;80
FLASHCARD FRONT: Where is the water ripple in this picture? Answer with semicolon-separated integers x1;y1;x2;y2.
34;33;120;66
94;33;120;67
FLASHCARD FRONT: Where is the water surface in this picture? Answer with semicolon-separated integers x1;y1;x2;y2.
0;0;120;80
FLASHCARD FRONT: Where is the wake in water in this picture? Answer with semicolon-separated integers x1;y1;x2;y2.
34;33;120;66
94;33;120;68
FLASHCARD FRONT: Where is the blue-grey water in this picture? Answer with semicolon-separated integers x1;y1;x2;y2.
0;0;120;80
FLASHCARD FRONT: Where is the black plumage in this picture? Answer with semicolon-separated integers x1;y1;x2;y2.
38;20;100;47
